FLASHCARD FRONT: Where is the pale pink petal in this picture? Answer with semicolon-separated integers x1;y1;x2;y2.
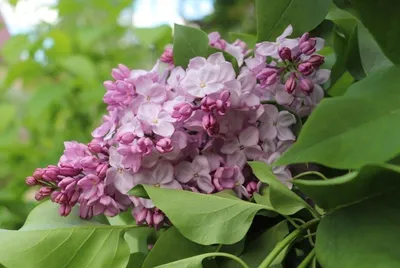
277;111;296;127
203;82;224;95
148;84;167;103
192;155;211;174
175;161;194;183
239;126;259;147
109;147;123;168
277;126;296;141
153;161;174;184
225;43;244;66
314;38;325;51
137;103;161;122
203;152;222;172
114;170;137;194
256;42;277;57
207;52;225;64
199;64;220;83
188;57;207;69
243;145;263;159
135;77;153;96
312;69;331;84
153;121;174;137
275;87;295;105
221;138;240;154
218;61;236;82
280;39;298;49
162;180;183;190
262;104;279;122
167;67;185;86
196;174;214;193
277;25;293;41
226;151;247;168
259;123;277;141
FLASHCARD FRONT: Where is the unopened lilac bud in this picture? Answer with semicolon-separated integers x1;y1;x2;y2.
50;190;60;202
299;40;316;56
307;55;325;68
96;162;109;179
160;47;173;65
35;192;44;201
39;186;52;196
156;138;173;153
43;165;60;181
103;81;116;91
59;165;80;177
146;210;154;226
137;137;153;155
111;64;130;81
33;168;45;180
213;178;224;192
58;177;76;189
201;96;216;112
300;79;314;95
55;192;67;204
246;181;258;196
148;244;154;251
80;156;99;170
215;90;231;116
59;204;72;217
299;32;310;45
136;209;148;225
70;191;80;205
25;176;37;186
256;68;278;88
279;47;292;61
88;139;103;154
118;64;131;77
285;73;297;94
202;114;219;136
118;132;135;144
172;102;194;121
298;62;314;76
153;211;165;229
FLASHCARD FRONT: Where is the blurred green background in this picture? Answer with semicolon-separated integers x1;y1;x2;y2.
0;0;256;229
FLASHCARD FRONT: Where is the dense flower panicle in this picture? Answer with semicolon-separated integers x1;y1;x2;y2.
26;25;330;228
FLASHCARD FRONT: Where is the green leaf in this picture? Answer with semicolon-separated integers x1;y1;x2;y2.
0;104;16;132
26;83;69;118
0;201;132;268
46;30;72;59
294;164;400;210
143;186;267;245
128;184;150;199
345;65;400;97
134;25;172;50
349;0;400;64
173;24;209;68
229;32;257;48
59;55;97;81
249;161;310;215
256;0;332;41
328;71;354;97
345;23;392;79
223;221;289;268
316;193;400;267
277;66;400;169
126;252;146;268
1;35;30;64
142;227;210;268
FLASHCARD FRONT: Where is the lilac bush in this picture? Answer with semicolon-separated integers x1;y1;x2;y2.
25;25;329;229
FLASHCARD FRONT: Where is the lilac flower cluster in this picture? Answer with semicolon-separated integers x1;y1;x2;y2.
26;25;329;228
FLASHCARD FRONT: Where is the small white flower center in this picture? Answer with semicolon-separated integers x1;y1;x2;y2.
200;82;206;88
193;173;199;178
154;183;160;187
146;96;151;101
117;168;123;174
152;119;159;124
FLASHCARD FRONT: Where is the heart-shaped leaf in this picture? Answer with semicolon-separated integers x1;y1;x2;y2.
316;193;400;267
143;186;268;245
256;0;331;41
173;24;209;68
0;201;133;268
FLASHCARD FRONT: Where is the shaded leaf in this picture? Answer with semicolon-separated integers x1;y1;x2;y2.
349;0;400;64
316;194;400;267
142;227;210;268
0;104;16;132
59;55;97;81
295;164;400;210
256;0;332;41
